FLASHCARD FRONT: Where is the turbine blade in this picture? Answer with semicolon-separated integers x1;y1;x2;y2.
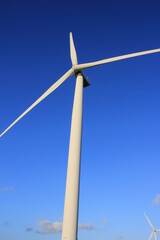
149;232;154;240
70;32;78;66
154;232;157;240
77;48;160;70
155;229;160;232
144;212;154;230
0;68;74;138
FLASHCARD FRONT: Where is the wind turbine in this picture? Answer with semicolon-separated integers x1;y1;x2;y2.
1;33;160;240
144;212;160;240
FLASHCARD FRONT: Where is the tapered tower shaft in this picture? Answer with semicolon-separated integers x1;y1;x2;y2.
62;73;83;240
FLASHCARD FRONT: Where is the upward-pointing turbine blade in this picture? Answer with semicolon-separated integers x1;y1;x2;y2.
76;48;160;70
144;212;154;230
70;32;78;66
0;68;74;138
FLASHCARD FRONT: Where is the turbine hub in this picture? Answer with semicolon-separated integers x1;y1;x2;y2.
72;65;77;72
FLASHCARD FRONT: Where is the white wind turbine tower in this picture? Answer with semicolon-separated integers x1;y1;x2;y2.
1;33;160;240
144;212;160;240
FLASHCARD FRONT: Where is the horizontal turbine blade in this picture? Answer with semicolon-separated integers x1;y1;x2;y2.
144;212;154;230
77;48;160;70
0;68;74;138
155;229;160;232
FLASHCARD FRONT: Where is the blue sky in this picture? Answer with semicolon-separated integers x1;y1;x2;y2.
0;0;160;240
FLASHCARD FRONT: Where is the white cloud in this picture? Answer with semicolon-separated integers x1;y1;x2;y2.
26;227;34;232
36;220;62;234
152;194;160;205
0;187;14;193
2;220;12;226
78;223;94;230
36;220;95;234
116;235;124;240
4;221;11;226
102;219;108;225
